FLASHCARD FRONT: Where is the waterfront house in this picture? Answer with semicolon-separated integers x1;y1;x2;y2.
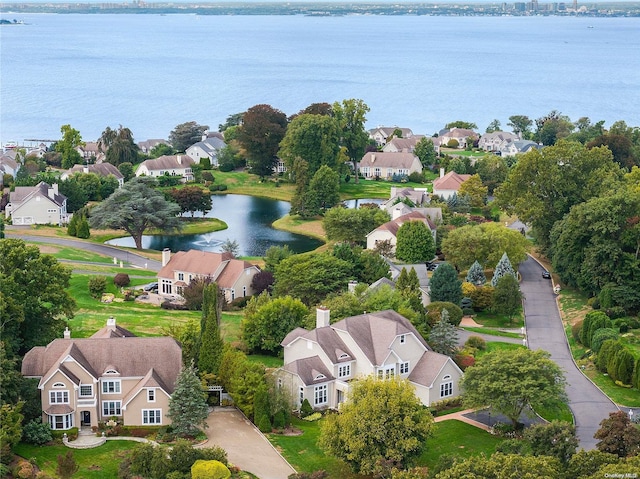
138;139;170;155
157;249;261;303
185;136;226;167
279;308;463;410
358;152;422;180
439;128;479;149
432;169;471;200
0;154;20;181
21;317;182;430
369;126;415;147
136;155;195;182
75;142;104;162
498;140;542;157
5;182;67;225
61;163;125;188
478;131;519;151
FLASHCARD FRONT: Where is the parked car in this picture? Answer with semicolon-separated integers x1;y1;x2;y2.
542;271;551;279
143;282;158;291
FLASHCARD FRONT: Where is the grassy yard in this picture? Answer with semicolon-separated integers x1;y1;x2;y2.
473;310;524;329
462;327;523;339
272;215;327;243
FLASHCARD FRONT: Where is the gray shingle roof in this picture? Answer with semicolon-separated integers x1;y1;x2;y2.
283;356;335;386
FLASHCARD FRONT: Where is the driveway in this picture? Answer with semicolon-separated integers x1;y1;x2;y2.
520;256;618;449
198;408;296;479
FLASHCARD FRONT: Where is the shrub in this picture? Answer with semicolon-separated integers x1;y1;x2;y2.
209;184;220;192
198;446;228;464
572;320;583;343
591;328;618;353
465;335;486;350
88;276;107;299
202;171;215;182
597;340;623;373
257;413;272;433
425;302;463;327
302;412;322;422
218;161;234;172
191;460;231;479
22;419;53;445
113;273;131;287
300;398;313;418
273;410;286;430
14;460;35;479
469;285;494;311
408;171;423;183
605;306;627;319
460;297;473;311
161;301;188;310
218;184;228;191
587;296;601;309
76;218;90;239
614;349;635;385
580;311;612;348
454;353;475;370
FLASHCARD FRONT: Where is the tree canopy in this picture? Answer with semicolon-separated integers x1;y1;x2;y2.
413;137;437;167
319;376;433;475
99;125;139;166
460;348;567;427
395;220;436;263
429;262;462;305
322;206;389;244
55;124;83;169
332;99;370;184
169;121;209;152
89;177;181;249
237;104;288;178
168;186;213;217
167;363;209;437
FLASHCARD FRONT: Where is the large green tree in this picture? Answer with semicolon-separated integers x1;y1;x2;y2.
278;113;341;175
461;348;567;428
237;104;288;178
523;421;579;464
198;283;224;375
414;137;437;168
306;165;340;214
167;363;209;437
395;220;436;263
534;110;574;145
169;121;209;152
492;274;522;323
322;206;389;244
332;99;370;184
428;262;462;305
169;186;213;217
242;294;308;354
55;124;83;169
99;125;139;166
475;155;509;194
89;177;181;249
435;453;562;479
495;140;623;251
457;174;487;207
319;376;433;475
507;115;533;139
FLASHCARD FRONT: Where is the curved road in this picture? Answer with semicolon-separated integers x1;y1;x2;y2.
520;256;618;449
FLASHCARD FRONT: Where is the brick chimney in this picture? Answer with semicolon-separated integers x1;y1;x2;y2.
316;307;330;329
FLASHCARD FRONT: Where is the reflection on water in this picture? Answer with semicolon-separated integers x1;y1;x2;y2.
105;194;323;256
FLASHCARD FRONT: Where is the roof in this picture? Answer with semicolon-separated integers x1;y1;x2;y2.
64;163;124;180
158;250;257;289
138;155;194;172
138;139;169;151
479;131;519;143
90;324;136;339
383;137;421;152
283;356;335;386
433;171;471;191
187;137;226;156
9;182;67;207
367;211;436;238
442;128;478;139
21;336;182;394
358;152;420;169
408;350;450;387
369;127;414;138
331;310;430;366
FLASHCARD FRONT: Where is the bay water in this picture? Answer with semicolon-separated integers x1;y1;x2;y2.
1;13;639;144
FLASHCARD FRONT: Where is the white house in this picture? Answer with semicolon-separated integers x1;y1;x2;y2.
279;309;463;410
369;127;414;147
5;182;68;225
136;155;195;182
185;136;226;167
498;140;542;157
478;131;519;151
439;128;479;149
137;139;170;155
358;152;422;180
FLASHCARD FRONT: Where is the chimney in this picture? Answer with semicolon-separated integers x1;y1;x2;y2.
439;167;445;178
48;183;58;199
162;248;171;266
106;316;116;331
348;281;358;294
202;133;207;141
316;307;330;329
63;327;71;339
392;206;404;220
371;154;376;163
177;155;182;164
83;166;89;174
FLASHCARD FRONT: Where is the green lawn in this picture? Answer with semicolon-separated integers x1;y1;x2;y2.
462;327;523;339
473;310;524;329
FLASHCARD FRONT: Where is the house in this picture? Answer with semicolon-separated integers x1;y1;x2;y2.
358;152;422;180
5;182;68;225
21;317;182;430
75;142;104;162
478;131;519;151
439;128;479;149
273;159;287;174
369;127;414;147
389;263;432;306
138;139;170;155
157;249;261;303
498;140;542;158
379;186;430;212
0;154;20;179
366;211;436;255
61;163;125;187
136;155;195;182
185;136;226;167
432;169;471;200
279;309;463;410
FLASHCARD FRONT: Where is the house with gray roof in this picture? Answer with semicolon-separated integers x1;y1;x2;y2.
369;126;415;147
138;139;170;155
358;152;422;180
136;155;195;182
5;182;68;225
279;309;463;410
61;163;125;187
478;131;519;151
21;317;182;431
499;140;542;157
186;136;226;167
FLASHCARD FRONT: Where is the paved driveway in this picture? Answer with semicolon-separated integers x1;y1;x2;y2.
520;256;618;449
198;408;297;479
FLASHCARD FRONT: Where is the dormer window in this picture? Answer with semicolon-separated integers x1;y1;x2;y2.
338;364;351;378
105;369;118;375
314;373;326;381
52;382;65;388
338;353;350;360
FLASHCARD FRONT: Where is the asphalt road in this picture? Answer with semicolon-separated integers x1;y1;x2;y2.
520;256;618;449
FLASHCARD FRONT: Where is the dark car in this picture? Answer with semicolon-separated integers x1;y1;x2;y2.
143;282;158;291
542;271;551;279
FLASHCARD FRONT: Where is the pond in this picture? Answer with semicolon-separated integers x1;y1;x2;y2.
106;194;324;257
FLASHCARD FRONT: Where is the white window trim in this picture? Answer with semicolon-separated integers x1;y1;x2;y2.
338;364;351;378
314;384;328;406
147;388;155;403
102;400;122;417
79;385;93;397
142;409;162;425
399;334;406;344
440;381;453;398
400;361;410;375
49;390;69;405
102;379;121;394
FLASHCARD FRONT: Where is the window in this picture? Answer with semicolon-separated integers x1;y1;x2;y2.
440;381;453;398
147;389;155;402
102;380;121;394
230;289;235;300
378;365;396;380
399;334;406;344
299;387;304;406
142;409;162;424
314;384;327;406
400;362;410;374
49;414;73;430
243;286;247;297
338;364;351;378
178;273;184;281
79;385;93;397
102;401;122;416
50;390;69;404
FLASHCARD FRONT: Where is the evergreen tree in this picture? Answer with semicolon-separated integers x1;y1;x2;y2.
465;260;486;285
492;274;522;324
198;283;224;375
167;362;209;437
429;262;462;305
428;309;459;357
67;214;78;237
76;217;90;239
490;252;517;287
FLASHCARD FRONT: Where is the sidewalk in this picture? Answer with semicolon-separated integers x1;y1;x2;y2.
434;408;490;431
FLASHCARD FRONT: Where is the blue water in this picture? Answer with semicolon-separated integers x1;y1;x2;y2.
1;14;639;144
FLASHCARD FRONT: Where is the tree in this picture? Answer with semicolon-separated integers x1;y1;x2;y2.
219;112;245;132
76;216;90;239
169;121;209;152
250;270;275;295
0;402;23;467
491;252;517;287
237;104;288;178
198;283;224;375
414;137;437;168
465;260;486;285
485;119;501;133
168;186;212;217
89;177;182;249
118;162;135;182
507;115;533;138
428;309;458;357
56;451;79;479
332;99;370;184
395;220;436;263
55;124;83;169
220;238;239;257
242;294;308;354
263;245;293;273
444;121;477;130
322;207;389;244
524;421;578;464
435;453;562;479
168;362;209;437
289;157;313;217
278;113;341;175
457;174;487;207
307;164;340;213
319;376;433;475
534;110;574;145
217;346;266;419
566;449;620;479
100;125;139;166
461;348;567;428
149;142;174;158
496;140;624;251
429;262;462;305
475;155;508;194
492;274;522;323
595;411;640;457
273;253;352;306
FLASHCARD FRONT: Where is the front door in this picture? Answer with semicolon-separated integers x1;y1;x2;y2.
81;411;90;426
